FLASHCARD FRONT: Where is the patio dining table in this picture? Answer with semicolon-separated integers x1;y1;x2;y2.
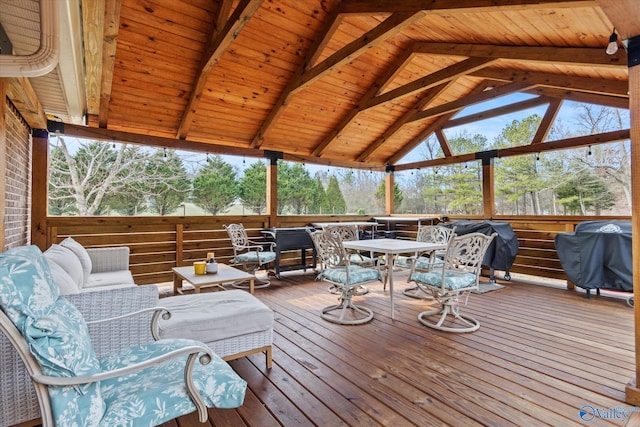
341;238;446;320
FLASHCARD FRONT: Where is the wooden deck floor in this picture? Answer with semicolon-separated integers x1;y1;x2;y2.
164;271;635;427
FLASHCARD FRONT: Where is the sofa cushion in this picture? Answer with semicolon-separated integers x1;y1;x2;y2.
158;290;273;343
47;260;80;295
44;244;84;289
84;270;135;289
61;237;92;287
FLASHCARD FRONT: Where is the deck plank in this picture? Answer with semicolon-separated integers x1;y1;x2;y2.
169;271;634;426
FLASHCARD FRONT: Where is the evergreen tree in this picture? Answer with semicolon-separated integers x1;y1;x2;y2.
192;155;239;214
146;150;190;215
324;176;346;214
239;161;267;214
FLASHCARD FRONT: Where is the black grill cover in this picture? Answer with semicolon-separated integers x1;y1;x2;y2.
555;220;632;291
443;220;519;271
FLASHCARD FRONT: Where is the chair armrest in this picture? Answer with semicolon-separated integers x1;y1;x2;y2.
86;246;130;273
65;285;159;358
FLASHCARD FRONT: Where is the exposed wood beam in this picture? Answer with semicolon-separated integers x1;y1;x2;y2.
358;81;453;162
471;68;629;97
97;0;122;128
525;87;629;109
386;81;496;164
317;57;494;160
339;0;596;14
61;124;388;170
434;128;452;157
312;49;415;157
531;99;563;144
296;12;426;92
394;129;630;171
408;81;537;124
251;10;425;148
306;15;344;70
177;0;264;139
82;0;105;115
413;42;627;67
443;96;552;129
6;77;47;129
368;57;496;109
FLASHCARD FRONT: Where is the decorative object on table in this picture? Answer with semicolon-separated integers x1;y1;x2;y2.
224;223;276;288
409;232;496;333
193;261;206;275
206;252;218;274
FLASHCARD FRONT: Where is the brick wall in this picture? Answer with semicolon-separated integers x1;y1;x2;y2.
3;100;31;250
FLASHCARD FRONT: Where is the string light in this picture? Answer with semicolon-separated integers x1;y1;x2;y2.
163;148;167;158
588;145;592;156
536;153;540;161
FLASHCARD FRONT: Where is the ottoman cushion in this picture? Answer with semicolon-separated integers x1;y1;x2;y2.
158;290;273;343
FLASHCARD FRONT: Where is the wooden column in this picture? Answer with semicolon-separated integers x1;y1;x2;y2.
626;34;640;405
265;152;279;228
482;157;495;218
31;129;49;250
385;168;394;215
0;80;6;249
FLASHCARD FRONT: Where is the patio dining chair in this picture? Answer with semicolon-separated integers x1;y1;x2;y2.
396;225;456;299
409;232;496;333
224;223;276;288
0;245;247;426
308;229;381;325
324;225;379;295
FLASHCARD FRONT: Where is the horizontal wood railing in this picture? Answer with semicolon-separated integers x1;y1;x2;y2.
44;214;630;287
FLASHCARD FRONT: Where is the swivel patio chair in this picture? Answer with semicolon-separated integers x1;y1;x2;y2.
324;225;378;296
409;232;496;333
309;229;381;325
0;245;246;426
396;225;456;299
224;223;276;288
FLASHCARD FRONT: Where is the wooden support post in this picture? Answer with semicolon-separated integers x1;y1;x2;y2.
385;167;394;215
265;151;280;228
31;129;49;250
627;34;640;405
482;157;495;219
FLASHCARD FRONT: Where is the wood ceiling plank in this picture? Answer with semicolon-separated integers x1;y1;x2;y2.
177;0;265;139
596;0;640;39
338;0;596;14
413;42;627;67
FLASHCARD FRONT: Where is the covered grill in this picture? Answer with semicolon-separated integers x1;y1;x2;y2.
555;220;632;297
443;220;519;282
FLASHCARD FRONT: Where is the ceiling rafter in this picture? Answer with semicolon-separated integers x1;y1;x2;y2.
310;49;416;157
97;0;122;128
532;99;563;144
443;96;553;129
357;81;453;162
413;42;627;67
176;0;264;139
386;81;498;165
525;87;629;109
314;57;495;157
251;10;426;149
339;0;597;14
394;128;630;172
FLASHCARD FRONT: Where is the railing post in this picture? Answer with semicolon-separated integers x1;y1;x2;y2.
176;223;183;267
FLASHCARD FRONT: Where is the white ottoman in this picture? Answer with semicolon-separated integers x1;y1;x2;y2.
158;290;273;368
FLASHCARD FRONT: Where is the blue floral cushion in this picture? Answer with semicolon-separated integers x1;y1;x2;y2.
348;253;373;265
410;269;477;290
320;265;380;286
395;255;444;270
99;339;247;425
234;251;276;264
0;245;59;326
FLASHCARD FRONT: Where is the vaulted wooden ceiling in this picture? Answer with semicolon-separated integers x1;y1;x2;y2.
9;0;636;170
